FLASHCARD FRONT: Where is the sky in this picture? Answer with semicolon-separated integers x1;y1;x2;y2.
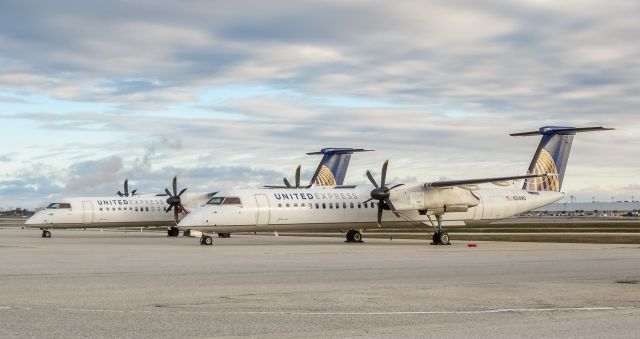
0;0;638;209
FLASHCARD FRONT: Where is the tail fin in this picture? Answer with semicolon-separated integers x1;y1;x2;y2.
511;126;613;192
307;148;373;185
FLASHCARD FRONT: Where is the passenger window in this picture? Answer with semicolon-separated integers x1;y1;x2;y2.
294;203;298;207
135;207;138;211
286;203;290;208
278;203;282;208
343;202;347;209
118;207;121;211
145;207;149;211
329;203;333;209
99;208;103;211
322;203;326;209
350;202;354;208
358;203;361;208
315;203;320;209
301;203;305;207
336;203;339;209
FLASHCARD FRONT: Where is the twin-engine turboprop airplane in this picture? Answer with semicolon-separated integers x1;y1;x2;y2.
177;126;613;246
24;148;369;238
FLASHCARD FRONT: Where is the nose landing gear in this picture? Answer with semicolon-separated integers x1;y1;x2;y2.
200;235;213;246
41;230;51;238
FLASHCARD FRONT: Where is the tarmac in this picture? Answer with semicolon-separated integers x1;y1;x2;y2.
1;228;639;338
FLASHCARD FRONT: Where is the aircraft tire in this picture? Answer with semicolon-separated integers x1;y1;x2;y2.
432;232;441;245
352;231;363;242
42;230;51;238
167;227;180;237
203;236;213;246
345;230;354;242
438;232;450;245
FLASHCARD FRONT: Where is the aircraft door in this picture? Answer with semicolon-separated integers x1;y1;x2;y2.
82;201;93;224
254;194;270;225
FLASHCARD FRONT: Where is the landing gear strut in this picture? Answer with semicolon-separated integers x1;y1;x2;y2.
217;233;231;238
167;226;180;237
41;229;51;238
200;235;213;246
345;229;363;243
429;214;450;245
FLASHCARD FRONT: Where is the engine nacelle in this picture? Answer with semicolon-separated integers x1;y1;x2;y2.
391;185;479;211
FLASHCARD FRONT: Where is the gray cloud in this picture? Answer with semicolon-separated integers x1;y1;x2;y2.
0;0;638;207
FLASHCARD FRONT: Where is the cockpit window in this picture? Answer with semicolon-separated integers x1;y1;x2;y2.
206;197;242;205
47;203;71;209
222;197;242;205
207;197;225;205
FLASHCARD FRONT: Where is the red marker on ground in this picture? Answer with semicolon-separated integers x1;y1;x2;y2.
467;244;477;247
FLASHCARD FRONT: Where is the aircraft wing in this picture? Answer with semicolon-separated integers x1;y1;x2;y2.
423;173;551;189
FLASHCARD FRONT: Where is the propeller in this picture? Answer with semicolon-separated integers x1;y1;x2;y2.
283;165;302;188
363;160;403;226
117;178;138;197
266;165;316;189
164;176;188;224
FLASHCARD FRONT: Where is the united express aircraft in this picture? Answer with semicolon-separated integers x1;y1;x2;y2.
25;148;368;237
176;126;613;246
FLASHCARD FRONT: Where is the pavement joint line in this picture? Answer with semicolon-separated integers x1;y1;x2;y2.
0;306;635;315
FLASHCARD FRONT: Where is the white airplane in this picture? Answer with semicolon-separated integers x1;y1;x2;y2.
177;126;613;246
24;148;370;238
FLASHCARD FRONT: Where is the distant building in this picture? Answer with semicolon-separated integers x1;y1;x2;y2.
531;201;640;217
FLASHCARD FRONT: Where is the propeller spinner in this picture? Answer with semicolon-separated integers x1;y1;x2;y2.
164;176;188;224
363;160;403;226
117;178;138;197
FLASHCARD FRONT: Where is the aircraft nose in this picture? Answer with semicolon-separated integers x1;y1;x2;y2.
25;213;45;226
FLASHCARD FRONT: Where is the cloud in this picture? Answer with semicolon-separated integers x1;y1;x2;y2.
0;0;638;208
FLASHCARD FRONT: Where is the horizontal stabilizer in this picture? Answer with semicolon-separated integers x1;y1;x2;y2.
306;148;374;155
424;173;551;189
510;126;614;137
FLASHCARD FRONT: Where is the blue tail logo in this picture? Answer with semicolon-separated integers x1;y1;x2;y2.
307;148;373;186
511;126;613;192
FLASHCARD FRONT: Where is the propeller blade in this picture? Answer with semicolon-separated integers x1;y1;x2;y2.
381;160;388;187
166;204;173;213
362;198;373;204
377;204;384;227
389;184;404;190
366;170;379;188
173;208;179;224
384;198;397;211
177;203;188;214
124;179;129;196
172;176;177;196
164;188;172;196
130;189;137;196
178;188;187;197
117;191;124;197
283;177;292;188
295;165;301;188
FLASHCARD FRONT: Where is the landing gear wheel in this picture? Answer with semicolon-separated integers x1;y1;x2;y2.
345;230;362;243
202;235;213;246
432;231;450;245
352;231;363;242
42;230;51;238
167;227;180;237
345;230;354;242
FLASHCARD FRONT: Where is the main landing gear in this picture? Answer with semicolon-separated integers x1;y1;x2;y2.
200;235;214;246
345;229;363;243
429;214;450;245
167;226;180;237
41;229;51;238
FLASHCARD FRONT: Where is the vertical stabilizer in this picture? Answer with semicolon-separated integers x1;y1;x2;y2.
307;148;373;185
510;126;613;191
